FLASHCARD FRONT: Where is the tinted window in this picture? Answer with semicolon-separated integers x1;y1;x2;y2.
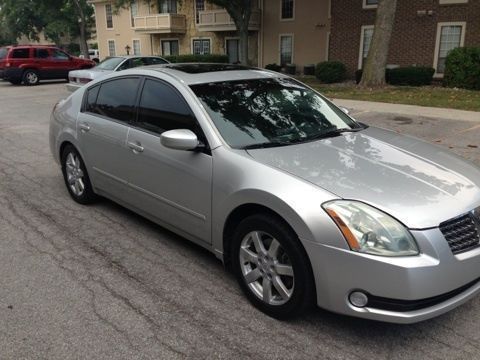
52;49;69;60
96;57;124;70
35;48;49;59
137;79;195;134
0;48;8;59
94;78;140;122
145;57;168;65
85;85;100;113
116;59;131;71
12;48;30;59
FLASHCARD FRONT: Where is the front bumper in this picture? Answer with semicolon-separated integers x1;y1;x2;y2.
303;228;480;324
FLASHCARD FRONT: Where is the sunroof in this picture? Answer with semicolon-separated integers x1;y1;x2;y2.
164;63;254;74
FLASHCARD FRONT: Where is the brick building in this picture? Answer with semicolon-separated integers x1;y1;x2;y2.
329;0;480;78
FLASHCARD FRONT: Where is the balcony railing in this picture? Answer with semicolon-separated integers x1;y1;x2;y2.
197;9;261;32
133;14;186;34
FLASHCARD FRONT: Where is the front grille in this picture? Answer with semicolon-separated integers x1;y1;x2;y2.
440;213;480;254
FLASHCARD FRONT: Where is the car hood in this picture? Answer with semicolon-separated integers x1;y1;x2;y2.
68;68;113;79
247;126;480;229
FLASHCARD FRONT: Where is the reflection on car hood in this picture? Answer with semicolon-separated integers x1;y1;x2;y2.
247;126;480;229
68;68;113;80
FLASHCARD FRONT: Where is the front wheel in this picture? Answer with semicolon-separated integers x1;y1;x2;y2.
22;69;40;86
231;214;315;319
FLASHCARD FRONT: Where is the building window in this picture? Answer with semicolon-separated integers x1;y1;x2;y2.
162;40;179;56
358;25;374;69
281;0;294;20
108;40;116;56
280;35;293;65
105;3;114;29
159;0;177;14
195;0;205;24
193;39;211;55
133;40;141;55
130;1;138;27
363;0;378;9
434;22;466;74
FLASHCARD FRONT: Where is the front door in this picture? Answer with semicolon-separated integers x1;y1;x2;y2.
226;39;240;64
50;48;75;79
125;78;213;244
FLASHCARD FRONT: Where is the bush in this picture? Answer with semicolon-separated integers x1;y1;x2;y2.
265;63;281;72
315;61;346;83
443;47;480;90
164;54;229;64
388;66;435;86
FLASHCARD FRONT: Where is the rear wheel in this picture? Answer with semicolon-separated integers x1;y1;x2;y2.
231;214;315;319
22;69;39;86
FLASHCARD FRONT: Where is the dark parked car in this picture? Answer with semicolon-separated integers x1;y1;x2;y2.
0;45;96;85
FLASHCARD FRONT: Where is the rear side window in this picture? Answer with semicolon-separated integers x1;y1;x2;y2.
0;48;8;59
136;79;196;135
85;85;100;113
35;48;50;59
93;78;140;123
11;48;30;58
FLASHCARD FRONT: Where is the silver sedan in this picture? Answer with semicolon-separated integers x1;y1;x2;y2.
66;55;168;92
50;64;480;323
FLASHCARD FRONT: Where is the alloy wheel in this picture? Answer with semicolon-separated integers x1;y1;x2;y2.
65;152;85;197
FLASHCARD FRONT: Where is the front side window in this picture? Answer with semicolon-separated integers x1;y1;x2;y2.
137;79;196;135
191;78;359;149
106;3;114;28
280;35;293;65
108;40;116;56
193;39;211;55
436;24;464;74
161;40;179;56
281;0;294;19
93;78;141;122
11;48;30;59
52;49;69;60
159;0;177;14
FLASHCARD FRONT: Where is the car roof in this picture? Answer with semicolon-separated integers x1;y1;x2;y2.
148;63;288;85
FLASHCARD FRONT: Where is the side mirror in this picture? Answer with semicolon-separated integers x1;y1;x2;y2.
160;129;200;151
339;106;350;115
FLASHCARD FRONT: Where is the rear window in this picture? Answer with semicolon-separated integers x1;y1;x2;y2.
11;48;30;59
0;48;8;59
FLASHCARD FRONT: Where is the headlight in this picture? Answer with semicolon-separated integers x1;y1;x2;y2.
323;200;419;257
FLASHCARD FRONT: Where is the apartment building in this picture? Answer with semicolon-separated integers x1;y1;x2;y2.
89;0;332;69
330;0;480;77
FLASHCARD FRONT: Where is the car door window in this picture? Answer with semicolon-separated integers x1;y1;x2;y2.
35;48;49;59
145;57;168;65
136;79;197;135
52;49;69;60
93;77;141;123
84;85;101;113
132;57;148;68
116;59;131;71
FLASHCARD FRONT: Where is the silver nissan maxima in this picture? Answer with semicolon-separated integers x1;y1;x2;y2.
49;64;480;323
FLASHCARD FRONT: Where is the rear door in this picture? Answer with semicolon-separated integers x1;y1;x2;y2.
125;78;213;243
78;77;141;199
33;48;51;78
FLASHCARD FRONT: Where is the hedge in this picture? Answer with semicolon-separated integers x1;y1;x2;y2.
356;66;434;86
315;61;346;83
265;63;281;72
164;54;229;63
443;47;480;90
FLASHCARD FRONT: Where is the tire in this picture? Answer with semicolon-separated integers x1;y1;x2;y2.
22;69;40;86
231;213;315;319
61;145;97;205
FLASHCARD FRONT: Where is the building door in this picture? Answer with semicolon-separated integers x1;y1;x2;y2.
161;40;179;56
226;39;240;64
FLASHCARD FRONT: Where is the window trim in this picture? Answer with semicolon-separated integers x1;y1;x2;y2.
191;37;212;55
280;0;295;21
433;21;466;77
358;25;374;70
363;0;378;9
278;33;294;65
105;3;114;29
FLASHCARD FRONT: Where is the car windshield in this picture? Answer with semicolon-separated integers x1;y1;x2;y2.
0;47;8;59
95;57;124;70
191;78;361;149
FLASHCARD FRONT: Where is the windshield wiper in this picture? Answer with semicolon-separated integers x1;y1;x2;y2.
303;127;365;142
242;140;298;150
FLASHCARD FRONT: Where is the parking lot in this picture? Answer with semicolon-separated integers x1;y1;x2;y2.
1;80;480;360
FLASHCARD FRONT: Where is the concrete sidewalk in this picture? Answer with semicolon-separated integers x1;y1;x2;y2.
334;98;480;122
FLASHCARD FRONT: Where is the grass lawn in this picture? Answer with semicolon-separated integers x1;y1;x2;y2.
298;77;480;112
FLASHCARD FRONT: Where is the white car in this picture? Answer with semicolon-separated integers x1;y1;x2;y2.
66;55;168;92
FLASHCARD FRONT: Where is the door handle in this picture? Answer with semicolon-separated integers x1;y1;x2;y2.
79;123;90;132
128;141;144;153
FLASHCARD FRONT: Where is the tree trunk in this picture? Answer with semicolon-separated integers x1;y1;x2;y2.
238;24;249;65
359;0;397;87
73;0;90;59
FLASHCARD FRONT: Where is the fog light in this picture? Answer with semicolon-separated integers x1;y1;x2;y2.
349;291;369;308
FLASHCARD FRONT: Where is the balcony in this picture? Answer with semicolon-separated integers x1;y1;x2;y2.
197;9;261;32
133;14;186;34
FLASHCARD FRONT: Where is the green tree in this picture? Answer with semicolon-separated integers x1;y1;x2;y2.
0;0;94;57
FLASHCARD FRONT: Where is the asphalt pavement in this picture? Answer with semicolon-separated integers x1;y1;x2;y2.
1;80;480;360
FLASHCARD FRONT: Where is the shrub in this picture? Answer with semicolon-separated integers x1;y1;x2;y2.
315;61;346;83
388;66;435;86
164;54;229;64
443;47;480;90
265;63;281;72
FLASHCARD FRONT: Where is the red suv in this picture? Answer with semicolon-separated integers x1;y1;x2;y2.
0;45;96;85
